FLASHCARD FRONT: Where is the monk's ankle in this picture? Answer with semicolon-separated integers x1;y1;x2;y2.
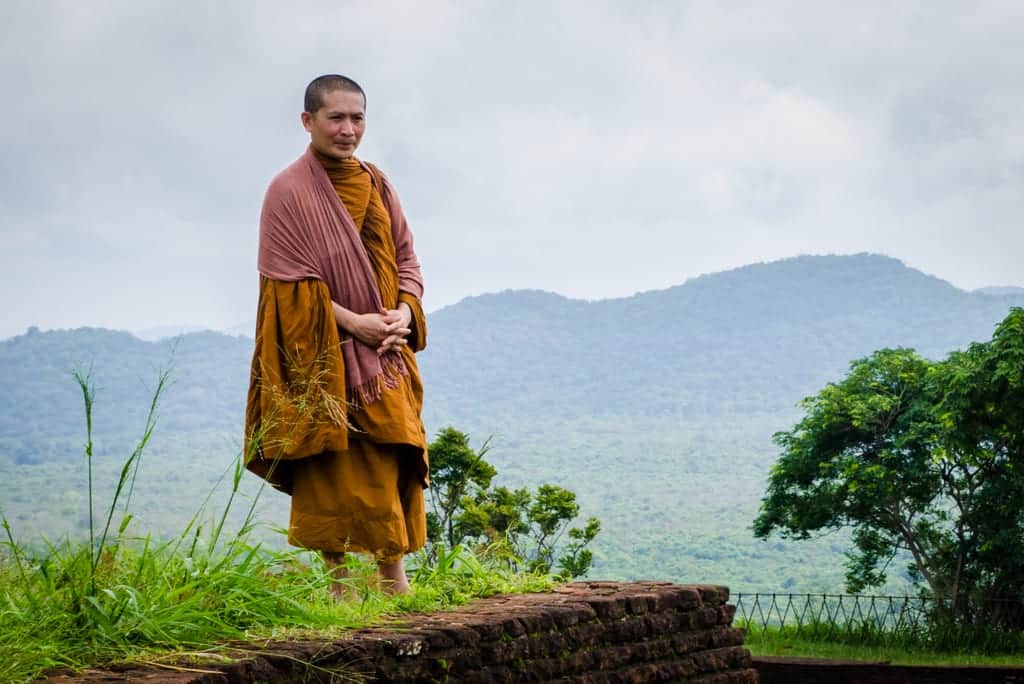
376;559;410;595
380;578;410;595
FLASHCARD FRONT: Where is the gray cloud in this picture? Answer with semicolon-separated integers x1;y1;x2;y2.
1;1;1022;338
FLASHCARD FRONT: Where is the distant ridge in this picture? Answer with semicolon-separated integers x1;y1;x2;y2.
421;253;1021;427
3;253;1021;441
134;322;255;341
432;253;963;312
976;285;1024;296
133;324;209;341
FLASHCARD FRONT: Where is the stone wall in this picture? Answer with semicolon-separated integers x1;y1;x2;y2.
45;581;757;683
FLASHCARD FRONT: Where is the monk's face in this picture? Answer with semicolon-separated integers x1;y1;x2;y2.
301;89;366;160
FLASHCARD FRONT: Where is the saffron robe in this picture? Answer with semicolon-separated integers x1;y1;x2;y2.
245;153;428;562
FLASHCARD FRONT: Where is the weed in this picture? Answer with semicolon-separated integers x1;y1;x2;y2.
0;371;553;683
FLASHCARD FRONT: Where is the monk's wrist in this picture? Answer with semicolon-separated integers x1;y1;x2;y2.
397;302;412;326
332;301;355;332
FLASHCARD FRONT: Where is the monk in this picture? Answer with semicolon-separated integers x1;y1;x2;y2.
244;74;428;597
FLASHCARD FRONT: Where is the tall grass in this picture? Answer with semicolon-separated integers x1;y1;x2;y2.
0;373;551;683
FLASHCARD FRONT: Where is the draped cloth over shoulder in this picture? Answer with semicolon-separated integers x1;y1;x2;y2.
257;146;423;407
245;147;428;562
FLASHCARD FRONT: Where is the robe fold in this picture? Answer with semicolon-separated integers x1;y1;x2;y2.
245;151;428;562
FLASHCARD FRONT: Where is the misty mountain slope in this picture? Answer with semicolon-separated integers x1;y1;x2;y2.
3;254;1020;446
0;328;250;441
418;254;1022;427
4;254;1021;444
977;286;1024;296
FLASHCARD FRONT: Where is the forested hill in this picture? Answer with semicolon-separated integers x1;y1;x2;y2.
977;285;1024;296
4;253;1022;590
1;253;1021;444
0;329;252;446
421;253;1023;427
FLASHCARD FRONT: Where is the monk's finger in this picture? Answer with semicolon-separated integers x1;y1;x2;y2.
377;335;409;353
385;322;411;335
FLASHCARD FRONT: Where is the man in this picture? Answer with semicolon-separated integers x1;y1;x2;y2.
245;75;428;597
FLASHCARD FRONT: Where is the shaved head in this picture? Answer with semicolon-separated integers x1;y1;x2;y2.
304;74;366;114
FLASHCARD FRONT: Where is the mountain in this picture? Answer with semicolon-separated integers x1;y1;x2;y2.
133;325;209;341
0;327;251;442
421;253;1021;427
132;321;257;340
976;286;1024;297
2;254;1022;591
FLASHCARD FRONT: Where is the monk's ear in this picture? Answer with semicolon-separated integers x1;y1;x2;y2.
301;111;314;132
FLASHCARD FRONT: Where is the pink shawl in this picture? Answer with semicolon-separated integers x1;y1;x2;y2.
257;146;423;405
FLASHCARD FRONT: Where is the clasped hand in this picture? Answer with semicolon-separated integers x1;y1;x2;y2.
346;307;411;355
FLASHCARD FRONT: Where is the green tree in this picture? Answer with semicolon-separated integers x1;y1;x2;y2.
754;309;1024;618
929;307;1024;604
425;427;601;579
426;427;497;551
559;516;602;579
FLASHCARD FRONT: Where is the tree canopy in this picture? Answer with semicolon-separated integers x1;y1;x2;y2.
426;426;600;579
755;308;1024;610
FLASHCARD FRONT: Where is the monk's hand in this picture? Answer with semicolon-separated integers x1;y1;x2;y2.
333;301;411;353
343;311;395;348
378;306;412;354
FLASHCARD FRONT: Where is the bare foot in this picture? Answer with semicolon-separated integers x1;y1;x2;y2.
322;551;352;601
378;558;411;595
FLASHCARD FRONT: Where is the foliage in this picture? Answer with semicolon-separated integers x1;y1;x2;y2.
426;427;600;578
426;428;497;550
1;531;549;683
755;309;1024;623
0;375;552;683
745;621;1024;657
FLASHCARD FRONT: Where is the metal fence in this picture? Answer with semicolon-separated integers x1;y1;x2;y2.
734;592;1024;648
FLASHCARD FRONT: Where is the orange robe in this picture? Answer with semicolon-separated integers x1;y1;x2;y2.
245;154;428;563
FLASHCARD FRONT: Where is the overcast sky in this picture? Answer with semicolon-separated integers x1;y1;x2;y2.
1;1;1021;339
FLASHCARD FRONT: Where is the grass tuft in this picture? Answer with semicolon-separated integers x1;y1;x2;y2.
746;627;1024;666
0;372;553;683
